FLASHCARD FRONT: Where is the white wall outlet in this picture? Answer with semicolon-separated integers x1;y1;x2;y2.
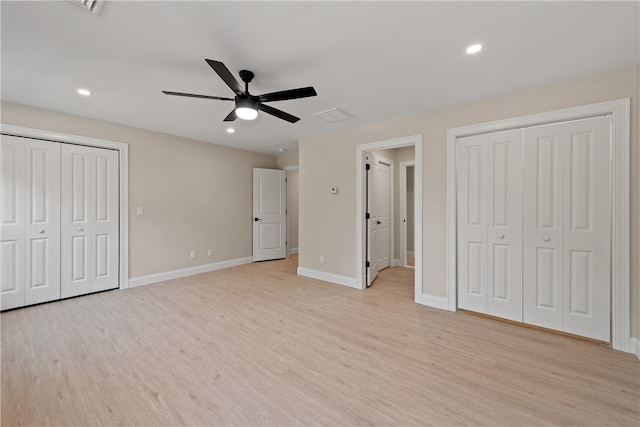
190;250;196;259
330;186;338;194
320;255;324;263
207;248;213;256
136;206;143;215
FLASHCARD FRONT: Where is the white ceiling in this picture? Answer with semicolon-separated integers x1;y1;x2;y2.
1;1;638;155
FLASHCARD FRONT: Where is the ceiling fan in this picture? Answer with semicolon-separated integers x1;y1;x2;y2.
162;59;317;124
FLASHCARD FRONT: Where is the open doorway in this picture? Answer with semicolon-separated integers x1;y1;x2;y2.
356;135;423;303
399;161;415;268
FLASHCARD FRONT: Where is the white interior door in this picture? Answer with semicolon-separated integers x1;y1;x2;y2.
457;134;488;312
366;154;391;286
253;168;286;262
25;139;61;305
1;136;61;309
1;135;27;310
61;144;119;298
561;117;611;341
458;130;522;319
486;130;523;321
523;123;565;331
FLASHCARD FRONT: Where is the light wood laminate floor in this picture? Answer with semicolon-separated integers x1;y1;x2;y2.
2;256;639;426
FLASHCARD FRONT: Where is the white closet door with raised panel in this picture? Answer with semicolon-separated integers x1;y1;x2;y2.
486;130;523;321
523;123;565;331
1;135;27;310
562;117;611;341
61;144;119;298
25;139;61;305
457;134;488;313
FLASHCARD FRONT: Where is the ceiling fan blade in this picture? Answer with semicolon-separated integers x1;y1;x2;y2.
258;86;317;103
258;104;300;123
223;109;237;122
162;91;233;101
205;59;245;96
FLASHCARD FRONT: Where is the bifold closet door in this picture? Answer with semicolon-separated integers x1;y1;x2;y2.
1;136;61;310
523;116;611;341
61;144;119;298
457;130;522;320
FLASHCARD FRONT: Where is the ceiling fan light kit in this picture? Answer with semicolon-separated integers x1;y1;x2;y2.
163;59;317;124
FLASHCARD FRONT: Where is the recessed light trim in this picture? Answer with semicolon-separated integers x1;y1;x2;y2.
466;44;483;54
77;88;92;96
226;128;235;134
278;148;287;153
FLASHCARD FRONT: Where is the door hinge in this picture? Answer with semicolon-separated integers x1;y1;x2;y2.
366;212;370;219
366;163;371;170
366;261;370;267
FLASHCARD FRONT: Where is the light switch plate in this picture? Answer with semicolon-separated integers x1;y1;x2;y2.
136;206;143;215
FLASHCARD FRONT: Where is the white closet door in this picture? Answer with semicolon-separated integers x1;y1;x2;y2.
25;140;61;305
562;117;611;341
1;135;27;310
457;134;488;313
486;130;523;321
523;124;565;331
61;144;119;298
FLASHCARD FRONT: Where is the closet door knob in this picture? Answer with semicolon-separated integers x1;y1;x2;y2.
543;236;550;242
498;234;505;239
77;227;84;232
37;229;45;234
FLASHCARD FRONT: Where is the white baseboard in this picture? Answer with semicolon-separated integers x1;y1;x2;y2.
630;337;640;361
392;259;402;267
407;251;415;257
129;256;253;288
289;247;299;255
297;267;360;289
420;294;450;311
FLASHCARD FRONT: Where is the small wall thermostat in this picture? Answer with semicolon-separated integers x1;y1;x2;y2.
330;186;338;194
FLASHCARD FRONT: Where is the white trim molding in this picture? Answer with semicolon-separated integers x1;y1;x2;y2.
446;98;631;353
289;247;299;255
356;134;423;303
0;123;130;290
399;160;416;268
129;256;253;288
297;267;359;289
282;165;299;171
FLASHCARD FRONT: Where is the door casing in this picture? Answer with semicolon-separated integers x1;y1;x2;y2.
446;98;631;352
1;124;129;290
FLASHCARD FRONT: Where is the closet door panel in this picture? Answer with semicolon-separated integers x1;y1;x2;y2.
523;124;564;330
24;140;61;305
61;145;94;298
562;117;611;341
457;134;488;313
487;130;523;321
0;136;26;310
92;149;119;292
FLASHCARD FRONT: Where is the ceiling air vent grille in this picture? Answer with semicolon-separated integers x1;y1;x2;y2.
313;107;353;123
67;0;103;15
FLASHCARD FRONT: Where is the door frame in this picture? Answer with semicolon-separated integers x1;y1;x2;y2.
1;123;129;290
445;98;631;352
356;134;422;303
399;160;415;267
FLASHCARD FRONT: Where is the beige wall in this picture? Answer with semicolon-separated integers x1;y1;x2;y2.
277;152;299;251
1;101;277;278
299;65;639;339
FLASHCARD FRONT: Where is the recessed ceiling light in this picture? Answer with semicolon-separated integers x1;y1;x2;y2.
77;88;92;96
278;148;287;153
226;128;235;134
466;44;483;54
